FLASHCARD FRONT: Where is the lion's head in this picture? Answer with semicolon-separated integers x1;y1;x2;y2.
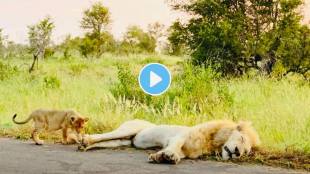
220;121;260;160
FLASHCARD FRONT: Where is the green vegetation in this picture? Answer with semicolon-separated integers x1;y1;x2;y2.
0;55;309;156
0;1;309;170
27;17;54;72
168;0;310;76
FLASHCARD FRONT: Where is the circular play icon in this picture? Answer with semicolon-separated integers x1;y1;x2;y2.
139;63;171;96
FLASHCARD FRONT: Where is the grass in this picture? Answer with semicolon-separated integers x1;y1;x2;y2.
0;53;309;170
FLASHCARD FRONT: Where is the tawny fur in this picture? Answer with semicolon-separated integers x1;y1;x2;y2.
12;109;88;145
182;120;260;159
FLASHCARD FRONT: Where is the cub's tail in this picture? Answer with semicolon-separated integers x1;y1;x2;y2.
12;114;32;124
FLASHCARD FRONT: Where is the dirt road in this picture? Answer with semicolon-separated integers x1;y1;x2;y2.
0;138;306;174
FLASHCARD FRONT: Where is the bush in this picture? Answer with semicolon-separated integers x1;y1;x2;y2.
43;75;61;89
173;64;232;112
0;61;19;81
69;63;88;75
110;64;148;102
44;47;55;59
110;63;233;113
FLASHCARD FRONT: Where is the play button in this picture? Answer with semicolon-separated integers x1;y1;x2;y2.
139;63;171;96
150;71;162;88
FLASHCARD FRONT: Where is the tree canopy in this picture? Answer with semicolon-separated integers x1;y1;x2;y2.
80;2;112;57
28;17;54;72
168;0;310;76
81;2;111;35
120;25;156;54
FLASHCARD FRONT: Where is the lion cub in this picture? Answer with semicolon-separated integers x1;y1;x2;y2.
12;109;89;145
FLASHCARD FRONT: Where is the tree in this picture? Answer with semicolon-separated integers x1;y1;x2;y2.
148;22;166;53
79;35;96;58
81;2;111;57
78;32;116;58
168;0;257;74
273;0;310;76
28;17;54;72
57;35;80;59
120;26;156;54
58;35;73;59
168;0;309;76
167;21;188;55
148;22;165;41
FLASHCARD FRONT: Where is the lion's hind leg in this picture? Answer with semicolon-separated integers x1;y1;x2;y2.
82;120;155;147
83;139;132;151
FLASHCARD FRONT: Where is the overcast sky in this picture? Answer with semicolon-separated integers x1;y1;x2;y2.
0;0;181;43
0;0;309;44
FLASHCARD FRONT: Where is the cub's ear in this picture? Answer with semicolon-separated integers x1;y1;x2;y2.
70;116;75;123
237;121;252;131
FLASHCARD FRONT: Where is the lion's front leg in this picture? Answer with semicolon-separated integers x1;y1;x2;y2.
148;135;186;164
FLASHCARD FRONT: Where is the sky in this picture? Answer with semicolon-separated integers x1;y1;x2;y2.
0;0;309;44
0;0;181;43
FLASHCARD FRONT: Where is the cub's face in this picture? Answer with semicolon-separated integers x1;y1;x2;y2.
221;130;251;160
70;116;89;133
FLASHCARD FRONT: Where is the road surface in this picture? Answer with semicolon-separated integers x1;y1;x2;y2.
0;138;306;174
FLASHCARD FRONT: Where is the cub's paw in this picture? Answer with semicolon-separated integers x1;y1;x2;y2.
62;140;69;145
35;140;44;145
77;144;87;151
77;136;91;151
148;150;181;164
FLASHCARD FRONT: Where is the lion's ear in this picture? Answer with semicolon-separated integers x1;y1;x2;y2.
237;121;252;131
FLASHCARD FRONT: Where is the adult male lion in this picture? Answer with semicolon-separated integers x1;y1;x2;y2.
80;119;260;164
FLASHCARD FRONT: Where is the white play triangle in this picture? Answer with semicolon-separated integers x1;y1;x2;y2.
150;71;162;88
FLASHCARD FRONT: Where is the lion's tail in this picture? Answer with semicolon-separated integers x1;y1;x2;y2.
12;114;32;124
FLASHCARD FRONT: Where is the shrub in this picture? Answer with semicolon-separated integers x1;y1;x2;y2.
69;63;88;75
0;61;19;81
110;64;149;102
44;47;55;59
173;64;232;112
110;63;233;113
43;75;61;89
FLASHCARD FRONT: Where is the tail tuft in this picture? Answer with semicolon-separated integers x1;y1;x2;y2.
13;114;17;119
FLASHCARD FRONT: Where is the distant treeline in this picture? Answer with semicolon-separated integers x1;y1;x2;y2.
0;0;309;77
0;2;170;72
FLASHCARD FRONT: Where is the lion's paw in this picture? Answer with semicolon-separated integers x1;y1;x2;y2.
148;150;181;164
35;140;44;145
62;139;69;145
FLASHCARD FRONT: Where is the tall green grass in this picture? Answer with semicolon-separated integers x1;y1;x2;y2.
0;54;309;154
